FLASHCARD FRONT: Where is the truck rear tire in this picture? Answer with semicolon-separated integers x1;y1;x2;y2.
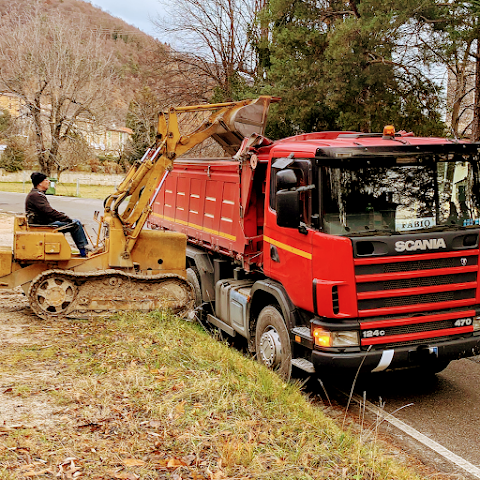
255;305;292;380
186;267;202;307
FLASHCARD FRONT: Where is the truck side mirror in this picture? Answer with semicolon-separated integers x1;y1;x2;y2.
276;190;300;228
276;169;297;191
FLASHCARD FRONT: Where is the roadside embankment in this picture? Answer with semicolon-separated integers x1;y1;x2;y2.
0;297;432;480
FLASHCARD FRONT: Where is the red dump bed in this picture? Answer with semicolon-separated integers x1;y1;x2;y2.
148;158;266;269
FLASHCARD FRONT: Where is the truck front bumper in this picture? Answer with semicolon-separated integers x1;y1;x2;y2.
311;335;480;374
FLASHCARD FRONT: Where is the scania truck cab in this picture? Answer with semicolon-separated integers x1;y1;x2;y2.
149;121;480;379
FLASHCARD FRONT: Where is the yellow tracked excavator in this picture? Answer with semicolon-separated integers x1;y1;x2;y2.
0;97;275;319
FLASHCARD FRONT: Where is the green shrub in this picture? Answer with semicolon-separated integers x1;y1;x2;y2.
0;140;25;172
0;108;11;135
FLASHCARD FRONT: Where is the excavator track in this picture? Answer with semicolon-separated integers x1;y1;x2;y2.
28;269;194;320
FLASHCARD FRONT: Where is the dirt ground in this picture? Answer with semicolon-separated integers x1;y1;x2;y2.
0;213;63;428
0;289;63;428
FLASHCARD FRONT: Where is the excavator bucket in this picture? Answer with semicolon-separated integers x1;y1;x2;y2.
212;96;277;155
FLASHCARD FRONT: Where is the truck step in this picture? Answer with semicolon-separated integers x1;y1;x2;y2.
207;314;236;337
291;326;313;340
291;358;316;373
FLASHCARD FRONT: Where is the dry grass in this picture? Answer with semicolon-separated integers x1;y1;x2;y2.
0;310;428;480
0;182;115;199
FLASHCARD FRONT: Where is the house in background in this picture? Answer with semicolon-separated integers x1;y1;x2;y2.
0;92;22;117
0;92;132;156
76;119;133;155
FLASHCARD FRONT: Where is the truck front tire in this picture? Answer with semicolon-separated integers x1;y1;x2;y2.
255;305;292;380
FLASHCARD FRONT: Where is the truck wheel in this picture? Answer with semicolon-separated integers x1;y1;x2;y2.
186;267;202;307
255;305;292;380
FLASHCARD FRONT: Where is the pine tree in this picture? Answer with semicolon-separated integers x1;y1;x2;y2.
259;0;445;138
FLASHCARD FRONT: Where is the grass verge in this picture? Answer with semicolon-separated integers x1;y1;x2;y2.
0;182;115;199
0;311;426;479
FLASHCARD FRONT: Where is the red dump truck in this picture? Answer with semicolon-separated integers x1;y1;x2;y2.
148;123;480;379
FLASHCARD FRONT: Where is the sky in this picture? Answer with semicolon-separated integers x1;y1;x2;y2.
87;0;165;40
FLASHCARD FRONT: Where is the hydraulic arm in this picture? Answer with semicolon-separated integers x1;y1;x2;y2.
0;96;275;319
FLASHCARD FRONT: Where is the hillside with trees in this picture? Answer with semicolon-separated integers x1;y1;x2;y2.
0;0;212;176
1;0;480;177
0;0;188;118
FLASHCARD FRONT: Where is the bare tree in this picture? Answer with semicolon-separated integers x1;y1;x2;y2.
0;6;117;176
405;2;480;139
154;0;259;101
56;130;96;179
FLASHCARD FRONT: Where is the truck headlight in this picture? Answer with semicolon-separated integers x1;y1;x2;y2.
474;316;480;331
312;327;359;347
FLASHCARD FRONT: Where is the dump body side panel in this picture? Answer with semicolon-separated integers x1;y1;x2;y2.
149;159;264;269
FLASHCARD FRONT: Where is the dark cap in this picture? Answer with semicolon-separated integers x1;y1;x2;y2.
31;172;47;187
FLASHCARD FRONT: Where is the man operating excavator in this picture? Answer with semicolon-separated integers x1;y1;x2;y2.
25;172;90;257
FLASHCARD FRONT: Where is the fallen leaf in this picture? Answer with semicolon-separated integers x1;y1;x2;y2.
206;464;226;480
19;463;45;471
62;457;78;464
23;469;52;477
167;458;187;468
182;454;196;466
77;422;101;431
111;473;139;480
122;458;146;467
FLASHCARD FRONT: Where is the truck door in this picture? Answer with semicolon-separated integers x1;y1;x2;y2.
264;158;315;313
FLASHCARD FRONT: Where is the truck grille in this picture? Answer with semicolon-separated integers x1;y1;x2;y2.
359;307;476;348
359;289;475;311
355;255;477;275
357;272;476;292
355;249;479;348
355;251;479;317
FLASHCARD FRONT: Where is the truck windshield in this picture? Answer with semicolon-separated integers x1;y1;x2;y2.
321;155;480;235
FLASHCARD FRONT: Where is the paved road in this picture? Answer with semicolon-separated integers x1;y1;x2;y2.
0;191;106;246
358;358;480;465
323;356;480;479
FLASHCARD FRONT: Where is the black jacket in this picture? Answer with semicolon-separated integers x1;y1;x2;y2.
25;188;71;225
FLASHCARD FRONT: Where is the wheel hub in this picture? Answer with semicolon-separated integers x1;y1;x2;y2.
31;275;78;317
259;329;282;368
43;286;68;307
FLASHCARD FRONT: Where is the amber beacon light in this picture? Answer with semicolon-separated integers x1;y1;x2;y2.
383;125;395;136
